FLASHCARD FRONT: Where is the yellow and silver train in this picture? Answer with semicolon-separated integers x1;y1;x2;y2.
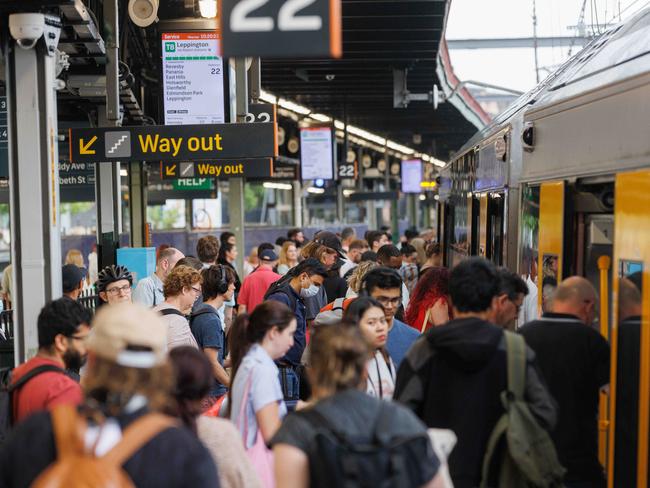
438;8;650;487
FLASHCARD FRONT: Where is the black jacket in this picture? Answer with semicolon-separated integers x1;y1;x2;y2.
394;317;557;488
0;406;219;488
520;313;609;485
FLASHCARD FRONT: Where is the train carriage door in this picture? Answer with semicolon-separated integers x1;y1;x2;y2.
609;170;650;488
538;181;566;312
479;194;488;258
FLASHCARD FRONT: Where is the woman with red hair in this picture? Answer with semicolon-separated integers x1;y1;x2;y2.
405;267;452;333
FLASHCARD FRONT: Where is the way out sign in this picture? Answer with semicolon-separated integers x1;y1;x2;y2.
220;0;342;58
160;159;273;179
69;122;277;163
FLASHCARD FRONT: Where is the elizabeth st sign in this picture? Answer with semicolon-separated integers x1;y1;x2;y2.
69;122;277;165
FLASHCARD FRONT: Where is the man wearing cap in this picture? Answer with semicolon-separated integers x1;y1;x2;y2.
237;245;281;314
133;247;184;307
0;303;219;488
9;298;91;423
314;231;349;301
62;264;87;301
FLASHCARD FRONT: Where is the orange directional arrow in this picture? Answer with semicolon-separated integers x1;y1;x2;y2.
79;136;97;155
165;164;177;176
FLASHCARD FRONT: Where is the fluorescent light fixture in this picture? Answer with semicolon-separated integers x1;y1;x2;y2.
307;187;325;194
277;98;311;115
120;169;128;177
198;0;217;18
309;113;331;122
387;140;415;155
261;90;442;161
259;90;277;104
263;182;292;190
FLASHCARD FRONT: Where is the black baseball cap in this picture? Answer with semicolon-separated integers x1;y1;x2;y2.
62;264;86;293
315;231;345;258
259;249;279;262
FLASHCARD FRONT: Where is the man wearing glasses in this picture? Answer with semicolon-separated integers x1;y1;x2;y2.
97;264;133;306
486;268;529;330
10;298;92;423
360;267;419;369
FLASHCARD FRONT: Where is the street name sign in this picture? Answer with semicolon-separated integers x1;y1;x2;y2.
220;0;342;58
69;122;277;163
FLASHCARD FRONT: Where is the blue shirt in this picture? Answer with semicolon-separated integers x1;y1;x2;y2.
387;318;420;369
190;303;227;398
267;286;306;366
132;273;164;307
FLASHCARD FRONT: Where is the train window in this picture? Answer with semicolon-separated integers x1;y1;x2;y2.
448;195;469;267
613;261;643;487
541;254;559;313
519;185;540;281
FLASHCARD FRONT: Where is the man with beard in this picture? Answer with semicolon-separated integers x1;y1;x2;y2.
10;297;91;422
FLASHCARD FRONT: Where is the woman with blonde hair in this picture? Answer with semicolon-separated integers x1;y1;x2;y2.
277;241;299;276
153;265;203;350
271;323;443;488
345;260;379;298
410;238;427;267
64;249;84;268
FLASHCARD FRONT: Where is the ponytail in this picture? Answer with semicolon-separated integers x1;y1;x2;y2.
227;301;295;416
227;313;252;416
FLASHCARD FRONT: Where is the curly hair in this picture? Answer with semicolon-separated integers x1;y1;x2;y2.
163;265;202;298
405;266;450;327
347;261;379;294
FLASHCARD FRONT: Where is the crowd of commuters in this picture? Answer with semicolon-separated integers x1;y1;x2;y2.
0;225;617;488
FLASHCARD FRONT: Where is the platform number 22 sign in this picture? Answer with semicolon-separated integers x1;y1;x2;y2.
231;0;322;32
221;0;341;58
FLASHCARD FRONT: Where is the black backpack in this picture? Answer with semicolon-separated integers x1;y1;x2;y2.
298;402;436;488
263;279;299;312
0;364;66;444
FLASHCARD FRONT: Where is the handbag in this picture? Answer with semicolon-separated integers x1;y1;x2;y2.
237;370;275;488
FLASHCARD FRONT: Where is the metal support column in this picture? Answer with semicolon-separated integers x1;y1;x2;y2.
95;0;121;268
229;58;247;272
128;161;147;247
6;20;62;361
293;181;303;227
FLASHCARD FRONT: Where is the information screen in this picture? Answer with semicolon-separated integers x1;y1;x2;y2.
300;127;334;180
162;32;225;125
401;159;423;193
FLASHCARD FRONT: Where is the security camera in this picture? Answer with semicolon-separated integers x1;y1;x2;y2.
9;13;45;49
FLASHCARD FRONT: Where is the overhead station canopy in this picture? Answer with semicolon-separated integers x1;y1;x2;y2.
261;0;489;161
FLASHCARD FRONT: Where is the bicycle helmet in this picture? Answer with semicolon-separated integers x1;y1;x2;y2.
96;264;133;292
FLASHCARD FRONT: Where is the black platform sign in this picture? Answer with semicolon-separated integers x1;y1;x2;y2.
220;0;342;58
69;122;277;164
160;159;273;180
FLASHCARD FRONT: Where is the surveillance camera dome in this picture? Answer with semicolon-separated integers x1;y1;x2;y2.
128;0;159;28
9;13;45;49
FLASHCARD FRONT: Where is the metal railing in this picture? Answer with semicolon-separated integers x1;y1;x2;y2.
0;289;99;341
